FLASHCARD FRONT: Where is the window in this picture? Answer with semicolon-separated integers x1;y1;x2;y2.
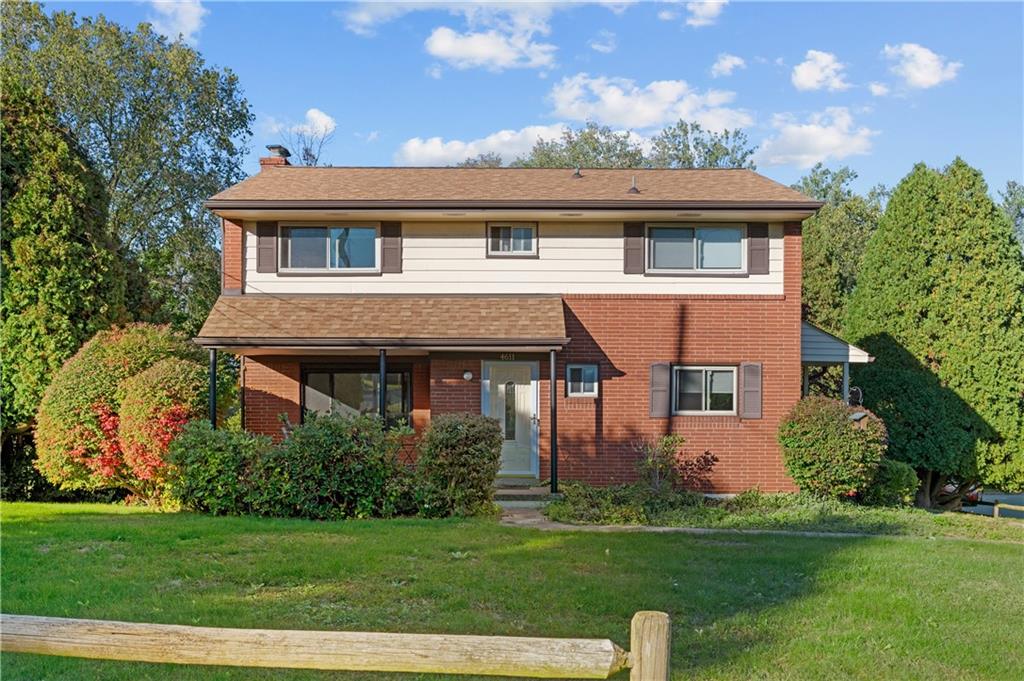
302;367;410;424
647;225;743;272
566;364;599;397
488;223;537;256
281;225;378;271
672;366;736;414
503;381;517;439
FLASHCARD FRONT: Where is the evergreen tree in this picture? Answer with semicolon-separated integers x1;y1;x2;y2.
1;79;128;438
845;159;1024;506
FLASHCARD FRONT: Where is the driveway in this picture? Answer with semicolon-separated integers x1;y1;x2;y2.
962;492;1024;520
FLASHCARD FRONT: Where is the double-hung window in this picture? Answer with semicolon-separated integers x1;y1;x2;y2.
488;223;537;257
280;224;379;272
566;364;599;397
647;224;744;272
673;366;736;414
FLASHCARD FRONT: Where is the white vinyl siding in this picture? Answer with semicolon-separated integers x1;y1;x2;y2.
243;221;785;295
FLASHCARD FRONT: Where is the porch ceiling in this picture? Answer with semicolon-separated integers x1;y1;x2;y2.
194;294;569;351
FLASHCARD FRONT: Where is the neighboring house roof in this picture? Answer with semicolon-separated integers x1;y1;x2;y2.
195;294;569;349
206;167;822;210
801;322;873;364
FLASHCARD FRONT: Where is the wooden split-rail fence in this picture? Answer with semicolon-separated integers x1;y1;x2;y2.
0;610;670;679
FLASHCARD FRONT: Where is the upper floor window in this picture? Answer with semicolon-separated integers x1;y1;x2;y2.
488;223;537;257
280;224;379;271
647;225;743;272
672;366;736;415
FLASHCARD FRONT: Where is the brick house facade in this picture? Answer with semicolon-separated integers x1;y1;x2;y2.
197;151;848;493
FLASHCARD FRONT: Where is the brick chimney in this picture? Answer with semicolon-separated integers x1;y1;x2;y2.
260;144;291;168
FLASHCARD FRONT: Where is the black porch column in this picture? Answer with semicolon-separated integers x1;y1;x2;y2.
208;348;218;428
378;349;387;423
549;348;558;494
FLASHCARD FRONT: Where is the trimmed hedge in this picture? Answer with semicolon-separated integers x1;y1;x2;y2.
778;397;888;499
416;413;504;517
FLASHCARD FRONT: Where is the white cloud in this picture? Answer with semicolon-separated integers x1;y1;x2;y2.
711;53;745;78
426;63;443;79
395;123;568;165
791;50;851;91
589;30;617;54
425;26;556;70
868;81;889;97
756;107;877;168
549;73;752;131
148;0;208;46
685;1;727;27
883;42;962;89
267;109;338;138
657;9;677;21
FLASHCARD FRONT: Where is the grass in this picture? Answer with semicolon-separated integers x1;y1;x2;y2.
2;502;1023;680
544;486;1024;542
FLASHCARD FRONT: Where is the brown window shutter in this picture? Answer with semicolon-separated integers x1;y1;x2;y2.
623;222;645;274
381;222;402;273
649;363;671;417
740;362;762;419
747;223;769;275
256;221;278;273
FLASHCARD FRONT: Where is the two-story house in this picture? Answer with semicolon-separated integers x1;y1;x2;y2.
196;145;870;493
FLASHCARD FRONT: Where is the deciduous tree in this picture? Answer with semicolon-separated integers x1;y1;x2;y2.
2;1;253;333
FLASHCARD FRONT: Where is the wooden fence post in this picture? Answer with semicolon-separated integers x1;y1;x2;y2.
993;503;1000;518
629;611;670;680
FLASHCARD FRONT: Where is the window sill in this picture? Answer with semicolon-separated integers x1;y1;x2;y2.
485;252;540;260
277;269;383;277
644;271;750;278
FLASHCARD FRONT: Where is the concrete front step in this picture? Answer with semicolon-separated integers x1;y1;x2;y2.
493;485;559;503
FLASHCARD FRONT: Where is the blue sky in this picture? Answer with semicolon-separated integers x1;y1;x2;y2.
51;2;1023;194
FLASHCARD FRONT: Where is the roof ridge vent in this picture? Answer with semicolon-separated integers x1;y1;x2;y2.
628;175;640;194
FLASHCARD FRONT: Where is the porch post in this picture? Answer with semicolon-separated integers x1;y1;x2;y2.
549;348;558;494
842;362;850;404
378;349;387;422
208;349;217;428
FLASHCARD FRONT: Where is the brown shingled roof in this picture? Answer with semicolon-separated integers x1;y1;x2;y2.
195;295;568;347
206;167;819;208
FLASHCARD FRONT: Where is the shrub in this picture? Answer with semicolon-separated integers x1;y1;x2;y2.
168;420;271;515
34;324;205;493
862;459;919;507
118;358;208;501
544;481;705;525
417;413;503;517
248;413;410;520
778;396;887;499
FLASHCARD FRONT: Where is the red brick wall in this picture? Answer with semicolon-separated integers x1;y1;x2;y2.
222;219;244;292
430;358;482;414
242;356;300;441
536;223;803;492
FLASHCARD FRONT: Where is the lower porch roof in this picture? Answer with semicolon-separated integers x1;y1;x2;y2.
194;294;569;352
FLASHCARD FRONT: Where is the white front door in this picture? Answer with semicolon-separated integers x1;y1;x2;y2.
482;361;538;477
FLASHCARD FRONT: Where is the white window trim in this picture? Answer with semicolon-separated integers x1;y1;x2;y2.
566;363;599;398
487;222;538;257
672;365;738;415
278;222;382;273
646;223;746;274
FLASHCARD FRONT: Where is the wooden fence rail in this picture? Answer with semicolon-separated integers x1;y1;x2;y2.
0;611;670;679
992;502;1024;519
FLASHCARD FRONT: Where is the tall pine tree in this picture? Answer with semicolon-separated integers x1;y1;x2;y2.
845;159;1024;506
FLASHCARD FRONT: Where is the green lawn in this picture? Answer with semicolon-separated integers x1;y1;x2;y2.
2;503;1023;680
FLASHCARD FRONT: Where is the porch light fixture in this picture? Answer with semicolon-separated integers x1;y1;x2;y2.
462;370;474;381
